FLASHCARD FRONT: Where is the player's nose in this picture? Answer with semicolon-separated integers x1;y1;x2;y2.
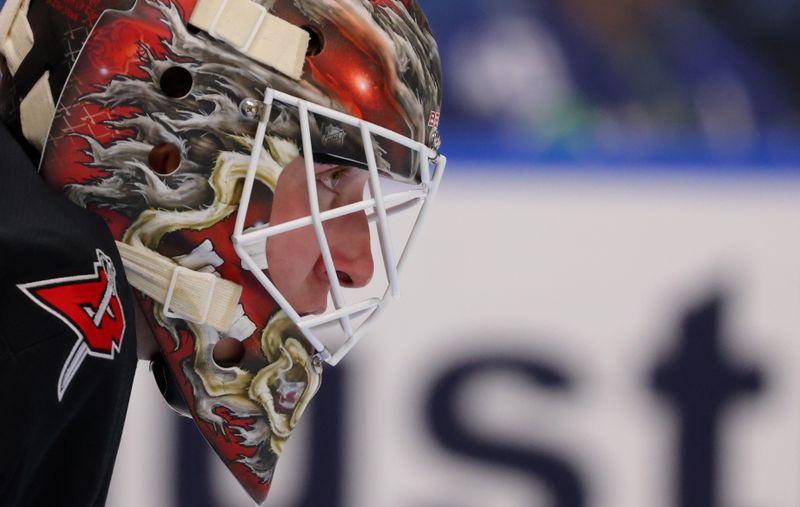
317;211;374;288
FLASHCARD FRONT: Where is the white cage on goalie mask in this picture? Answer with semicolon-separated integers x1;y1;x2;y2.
232;88;446;366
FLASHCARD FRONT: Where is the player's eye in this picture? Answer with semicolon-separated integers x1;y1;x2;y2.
317;167;347;192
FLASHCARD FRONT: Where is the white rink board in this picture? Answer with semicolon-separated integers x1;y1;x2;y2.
108;169;800;507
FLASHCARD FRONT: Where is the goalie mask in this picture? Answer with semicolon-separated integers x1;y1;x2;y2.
3;0;444;502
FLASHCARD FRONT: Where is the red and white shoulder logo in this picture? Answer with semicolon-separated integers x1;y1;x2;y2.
17;249;126;401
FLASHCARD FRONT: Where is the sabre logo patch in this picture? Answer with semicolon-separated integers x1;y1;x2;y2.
17;250;126;401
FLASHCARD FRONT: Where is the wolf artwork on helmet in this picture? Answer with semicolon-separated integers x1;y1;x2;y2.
39;0;444;502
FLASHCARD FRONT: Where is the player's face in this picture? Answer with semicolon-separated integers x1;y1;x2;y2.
266;156;374;315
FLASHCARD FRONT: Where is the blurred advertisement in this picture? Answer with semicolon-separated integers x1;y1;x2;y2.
109;171;800;507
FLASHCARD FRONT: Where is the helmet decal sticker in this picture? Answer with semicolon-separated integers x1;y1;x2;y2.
428;110;441;129
17;249;126;401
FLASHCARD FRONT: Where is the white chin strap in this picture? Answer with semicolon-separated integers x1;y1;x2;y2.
116;241;242;334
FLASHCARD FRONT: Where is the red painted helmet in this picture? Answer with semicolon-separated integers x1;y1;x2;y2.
6;0;445;502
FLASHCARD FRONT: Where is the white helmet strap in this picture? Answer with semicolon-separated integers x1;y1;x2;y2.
189;0;309;79
116;241;242;333
0;0;56;151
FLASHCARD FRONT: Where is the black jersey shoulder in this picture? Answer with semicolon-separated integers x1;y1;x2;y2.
0;122;137;507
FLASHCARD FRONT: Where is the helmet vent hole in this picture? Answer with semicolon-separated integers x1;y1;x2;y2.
213;338;246;369
148;143;182;176
303;26;324;57
160;66;193;98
